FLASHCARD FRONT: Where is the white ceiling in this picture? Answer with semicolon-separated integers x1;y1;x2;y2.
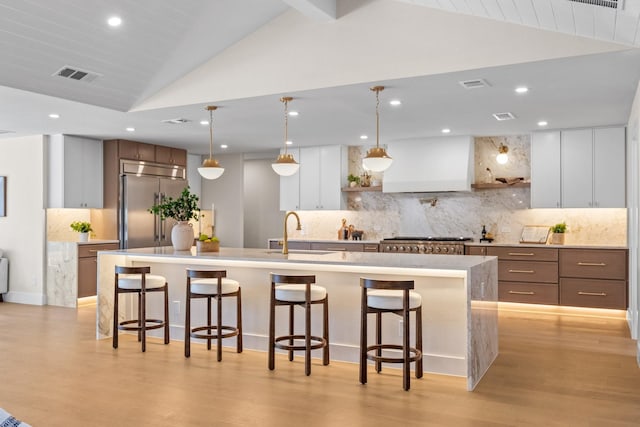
1;0;640;156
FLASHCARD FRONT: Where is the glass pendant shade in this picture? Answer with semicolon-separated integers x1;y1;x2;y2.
199;105;224;180
496;143;509;165
363;86;393;173
272;153;300;176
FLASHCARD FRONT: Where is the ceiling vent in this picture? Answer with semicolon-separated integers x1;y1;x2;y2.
459;79;490;89
53;65;102;83
0;130;14;135
161;118;191;124
493;112;516;121
568;0;619;9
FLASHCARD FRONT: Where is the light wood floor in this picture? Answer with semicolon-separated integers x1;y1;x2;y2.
0;303;639;427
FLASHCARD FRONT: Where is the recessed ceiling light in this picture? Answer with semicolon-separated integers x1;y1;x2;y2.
360;135;368;140
515;86;529;94
200;120;209;125
125;127;135;132
389;100;402;106
285;140;293;145
288;111;299;116
441;128;451;134
220;144;228;149
48;113;59;119
537;121;548;127
107;16;122;27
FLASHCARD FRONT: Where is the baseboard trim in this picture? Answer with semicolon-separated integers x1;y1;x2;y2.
2;291;46;306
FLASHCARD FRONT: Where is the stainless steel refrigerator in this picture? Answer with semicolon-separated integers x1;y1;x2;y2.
120;161;187;249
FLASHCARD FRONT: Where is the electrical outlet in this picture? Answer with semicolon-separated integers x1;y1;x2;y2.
172;301;180;316
398;320;404;337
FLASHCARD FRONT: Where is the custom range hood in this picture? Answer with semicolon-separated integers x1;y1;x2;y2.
382;136;474;193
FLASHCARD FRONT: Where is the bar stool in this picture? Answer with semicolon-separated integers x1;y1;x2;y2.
113;266;170;352
268;273;329;376
359;278;423;391
184;269;242;361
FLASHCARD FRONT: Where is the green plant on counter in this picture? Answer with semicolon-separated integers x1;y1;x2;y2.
347;174;361;184
70;221;93;233
148;187;200;222
550;222;567;233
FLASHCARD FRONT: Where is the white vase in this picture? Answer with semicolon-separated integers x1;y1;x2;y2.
171;221;194;250
78;232;89;242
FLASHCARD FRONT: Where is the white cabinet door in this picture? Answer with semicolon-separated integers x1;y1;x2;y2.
561;129;593;208
594;127;626;208
318;145;344;210
299;147;321;209
531;131;561;208
279;148;300;211
63;138;85;208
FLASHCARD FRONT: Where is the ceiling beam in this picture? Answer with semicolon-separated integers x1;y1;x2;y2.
283;0;337;22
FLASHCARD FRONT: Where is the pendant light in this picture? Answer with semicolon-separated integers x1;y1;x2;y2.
272;96;300;176
496;143;509;164
362;86;393;172
198;105;224;180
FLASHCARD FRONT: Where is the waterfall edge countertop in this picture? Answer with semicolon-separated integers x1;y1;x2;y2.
96;246;498;391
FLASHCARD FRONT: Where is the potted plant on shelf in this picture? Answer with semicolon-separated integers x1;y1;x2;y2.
70;221;93;242
149;187;200;250
550;222;567;245
347;174;361;188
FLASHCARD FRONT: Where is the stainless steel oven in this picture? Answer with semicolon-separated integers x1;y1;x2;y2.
380;237;472;255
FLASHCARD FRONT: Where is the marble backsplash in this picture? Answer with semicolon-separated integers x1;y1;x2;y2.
285;135;627;245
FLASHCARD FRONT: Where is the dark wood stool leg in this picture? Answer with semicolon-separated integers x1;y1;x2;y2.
416;306;423;378
137;290;143;342
140;289;147;352
359;287;367;385
403;303;410;391
268;284;276;371
375;312;382;373
206;295;212;351
217;292;223;362
322;296;329;365
236;288;243;353
305;298;311;376
163;284;170;344
113;278;119;349
288;304;295;362
185;281;191;358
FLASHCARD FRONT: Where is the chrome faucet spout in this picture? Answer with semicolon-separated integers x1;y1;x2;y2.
282;211;302;254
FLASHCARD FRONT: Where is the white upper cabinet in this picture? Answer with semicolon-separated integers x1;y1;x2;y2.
531;131;561;208
531;127;625;209
48;135;103;208
279;145;346;211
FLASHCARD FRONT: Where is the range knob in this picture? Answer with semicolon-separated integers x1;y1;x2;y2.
426;246;433;253
398;246;405;252
419;246;425;253
384;245;391;251
412;246;419;252
442;247;449;253
435;247;441;253
391;246;398;252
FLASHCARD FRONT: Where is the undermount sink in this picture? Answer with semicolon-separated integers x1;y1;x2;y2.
264;250;332;255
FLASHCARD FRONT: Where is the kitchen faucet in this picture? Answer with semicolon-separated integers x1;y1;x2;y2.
282;211;302;254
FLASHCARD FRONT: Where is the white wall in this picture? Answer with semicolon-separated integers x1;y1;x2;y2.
0;135;47;304
200;153;244;248
243;159;281;248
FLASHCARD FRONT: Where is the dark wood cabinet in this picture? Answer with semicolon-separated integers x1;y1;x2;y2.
77;243;119;298
155;145;187;166
116;139;155;162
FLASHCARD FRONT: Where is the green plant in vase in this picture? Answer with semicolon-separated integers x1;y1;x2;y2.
347;174;361;187
149;187;200;250
70;221;93;242
550;222;567;245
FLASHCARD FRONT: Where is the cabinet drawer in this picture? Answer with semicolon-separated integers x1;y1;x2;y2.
311;242;363;252
498;282;558;305
78;243;119;258
499;260;558;283
559;249;627;280
488;246;558;261
560;278;627;309
466;246;487;256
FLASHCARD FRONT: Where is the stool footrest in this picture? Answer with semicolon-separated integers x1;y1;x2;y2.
119;318;166;332
366;344;422;364
274;334;327;351
190;325;240;340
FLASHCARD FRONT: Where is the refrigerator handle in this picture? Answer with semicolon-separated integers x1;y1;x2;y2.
153;192;160;242
160;192;166;240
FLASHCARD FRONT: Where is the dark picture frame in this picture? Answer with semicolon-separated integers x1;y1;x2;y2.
0;176;5;217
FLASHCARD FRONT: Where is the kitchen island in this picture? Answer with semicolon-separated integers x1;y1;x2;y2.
96;247;498;390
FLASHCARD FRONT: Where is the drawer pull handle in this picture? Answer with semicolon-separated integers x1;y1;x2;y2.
325;247;347;251
88;250;99;253
508;269;535;274
578;291;607;297
577;262;606;267
508;252;535;256
508;291;535;295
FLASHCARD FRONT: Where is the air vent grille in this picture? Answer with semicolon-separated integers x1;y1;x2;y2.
493;112;516;121
568;0;619;9
459;79;490;89
0;130;14;135
161;118;191;124
53;66;102;83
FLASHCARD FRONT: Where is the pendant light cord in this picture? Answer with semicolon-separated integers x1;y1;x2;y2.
375;88;380;149
282;97;290;155
209;108;214;160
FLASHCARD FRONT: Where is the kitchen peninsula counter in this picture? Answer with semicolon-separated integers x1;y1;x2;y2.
96;247;498;390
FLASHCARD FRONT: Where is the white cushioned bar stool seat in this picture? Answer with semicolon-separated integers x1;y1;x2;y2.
367;289;422;310
185;269;242;361
360;278;423;391
269;273;330;376
113;266;170;353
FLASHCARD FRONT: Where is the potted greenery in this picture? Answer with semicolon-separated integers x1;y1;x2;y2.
550;222;567;245
149;187;200;250
347;174;361;188
70;221;93;242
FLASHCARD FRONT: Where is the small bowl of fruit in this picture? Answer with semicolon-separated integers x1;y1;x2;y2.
197;234;220;252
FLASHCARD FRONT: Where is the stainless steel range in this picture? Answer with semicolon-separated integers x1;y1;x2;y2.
380;237;472;255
